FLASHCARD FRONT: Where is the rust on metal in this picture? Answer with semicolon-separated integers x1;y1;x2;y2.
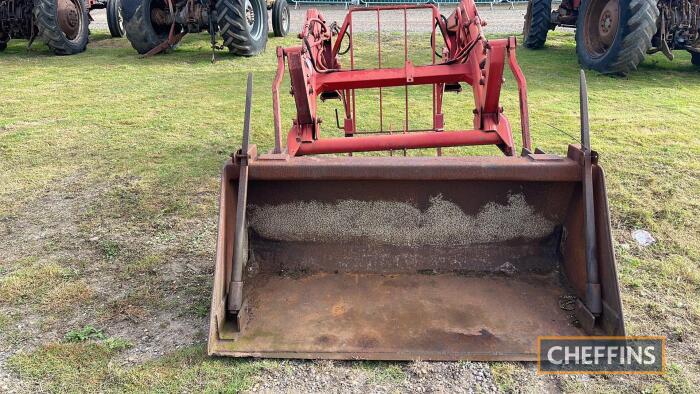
216;272;583;360
57;0;82;40
208;148;625;360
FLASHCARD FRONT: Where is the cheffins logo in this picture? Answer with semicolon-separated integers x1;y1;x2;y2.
538;336;665;374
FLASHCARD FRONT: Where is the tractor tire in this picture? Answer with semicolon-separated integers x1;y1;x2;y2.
576;0;659;74
0;41;6;52
33;0;89;55
121;0;180;54
691;52;700;66
217;0;268;56
523;0;552;49
107;0;124;38
271;0;290;37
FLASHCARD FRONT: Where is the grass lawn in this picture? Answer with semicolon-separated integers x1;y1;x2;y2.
1;28;699;393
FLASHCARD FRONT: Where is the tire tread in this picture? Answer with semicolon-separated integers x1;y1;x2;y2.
577;0;659;74
33;0;89;55
216;0;267;56
524;0;552;49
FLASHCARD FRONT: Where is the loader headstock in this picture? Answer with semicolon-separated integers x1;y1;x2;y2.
271;0;531;157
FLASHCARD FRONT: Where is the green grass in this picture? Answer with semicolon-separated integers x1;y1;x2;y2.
1;30;699;392
0;259;76;305
353;361;407;383
8;344;269;393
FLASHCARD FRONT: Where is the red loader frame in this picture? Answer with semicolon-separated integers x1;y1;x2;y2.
272;0;531;157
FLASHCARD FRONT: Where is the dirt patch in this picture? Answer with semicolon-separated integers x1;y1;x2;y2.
0;173;216;383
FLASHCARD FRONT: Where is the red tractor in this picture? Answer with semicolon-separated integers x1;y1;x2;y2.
0;0;123;54
120;0;290;56
523;0;700;74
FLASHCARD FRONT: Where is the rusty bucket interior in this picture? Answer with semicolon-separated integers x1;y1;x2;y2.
207;149;625;361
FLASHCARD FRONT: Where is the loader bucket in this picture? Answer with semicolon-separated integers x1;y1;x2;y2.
207;3;624;360
207;147;625;360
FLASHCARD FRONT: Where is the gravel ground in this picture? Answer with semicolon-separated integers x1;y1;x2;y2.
250;360;499;393
90;3;529;34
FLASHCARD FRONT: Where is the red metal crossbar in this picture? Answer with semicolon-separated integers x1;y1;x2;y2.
272;0;531;157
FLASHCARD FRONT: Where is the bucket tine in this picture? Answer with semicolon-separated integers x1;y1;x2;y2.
227;73;253;316
579;69;602;325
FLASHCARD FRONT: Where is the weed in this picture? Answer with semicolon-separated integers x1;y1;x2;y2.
354;361;406;383
100;240;121;260
64;325;106;343
490;362;518;393
104;337;134;351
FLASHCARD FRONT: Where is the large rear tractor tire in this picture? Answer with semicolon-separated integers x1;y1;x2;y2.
33;0;89;55
217;0;268;56
523;0;552;49
271;0;290;37
107;0;125;38
121;0;180;54
576;0;659;74
691;51;700;66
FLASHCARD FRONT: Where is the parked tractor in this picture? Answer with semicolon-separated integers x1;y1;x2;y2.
523;0;700;73
120;0;290;56
0;0;122;54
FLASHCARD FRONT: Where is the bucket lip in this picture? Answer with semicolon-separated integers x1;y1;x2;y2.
222;152;584;182
207;345;539;361
209;143;625;360
252;154;564;164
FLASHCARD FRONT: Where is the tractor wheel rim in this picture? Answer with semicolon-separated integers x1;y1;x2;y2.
282;5;289;32
118;2;124;33
245;0;263;40
57;0;83;41
583;0;619;58
149;0;173;35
